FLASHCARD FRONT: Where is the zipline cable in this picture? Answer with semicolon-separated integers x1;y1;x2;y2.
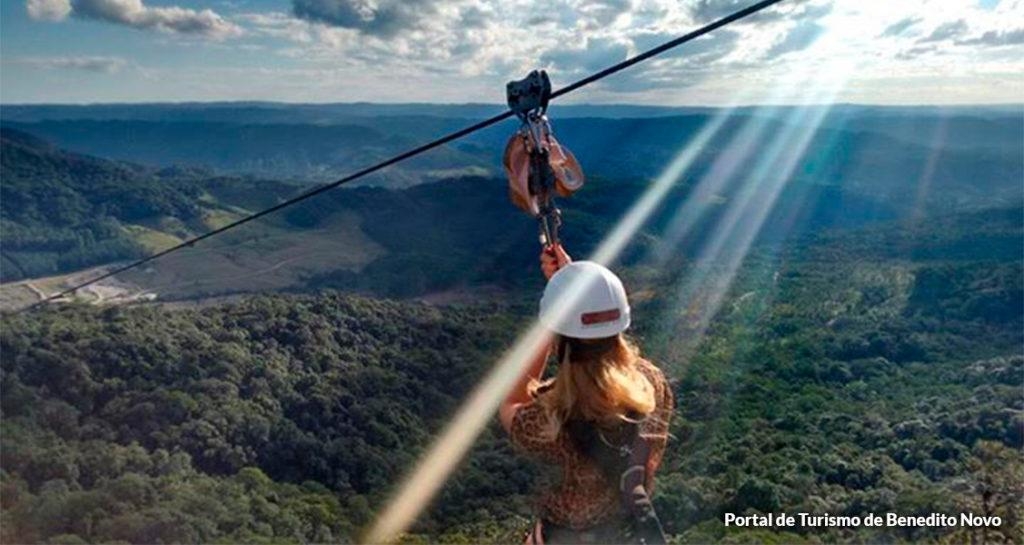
17;0;784;313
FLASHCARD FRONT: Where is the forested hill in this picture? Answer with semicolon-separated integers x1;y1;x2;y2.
1;128;193;281
0;128;301;283
6;123;1020;305
5;105;1021;200
1;202;1021;543
0;128;208;226
1;119;491;186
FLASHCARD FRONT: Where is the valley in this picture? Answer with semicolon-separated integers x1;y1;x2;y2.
0;103;1021;544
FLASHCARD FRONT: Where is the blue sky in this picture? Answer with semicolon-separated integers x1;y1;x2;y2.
2;0;1022;105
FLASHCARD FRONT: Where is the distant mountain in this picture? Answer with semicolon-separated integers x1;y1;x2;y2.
0;102;715;123
2;119;491;185
2;101;1019;123
4;105;1020;212
2;104;1021;304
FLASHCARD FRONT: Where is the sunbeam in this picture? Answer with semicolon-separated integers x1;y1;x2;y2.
909;114;951;221
589;108;737;266
362;97;749;544
647;64;845;267
364;21;870;544
656;59;855;356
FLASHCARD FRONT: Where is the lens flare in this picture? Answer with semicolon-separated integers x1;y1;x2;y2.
656;59;855;349
363;103;745;544
363;264;608;543
910;115;951;221
366;29;861;545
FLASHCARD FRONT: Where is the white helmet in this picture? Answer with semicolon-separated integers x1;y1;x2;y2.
539;261;631;339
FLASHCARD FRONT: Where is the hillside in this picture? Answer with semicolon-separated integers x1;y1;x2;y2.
1;113;1021;542
0;129;384;292
2;120;491;186
0;295;529;543
5;106;1020;209
5;110;1021;309
2;104;1019;292
0;128;654;302
1;204;1020;543
1;128;201;282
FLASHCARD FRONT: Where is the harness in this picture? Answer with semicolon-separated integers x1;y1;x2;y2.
565;418;668;545
522;396;667;544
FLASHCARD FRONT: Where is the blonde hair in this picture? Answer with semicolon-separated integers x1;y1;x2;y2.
530;334;656;434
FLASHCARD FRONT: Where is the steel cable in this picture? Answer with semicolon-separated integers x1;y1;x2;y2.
16;0;785;312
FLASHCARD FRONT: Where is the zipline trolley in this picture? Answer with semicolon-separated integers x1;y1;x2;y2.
503;70;585;248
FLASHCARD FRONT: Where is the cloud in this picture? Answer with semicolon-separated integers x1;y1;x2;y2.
542;36;630;73
224;0;1023;105
238;11;315;42
26;0;70;21
919;19;968;42
766;20;824;57
689;0;780;24
689;0;830;25
880;17;920;37
895;45;937;61
25;0;242;39
12;55;128;73
291;0;455;37
631;29;740;64
577;0;634;27
957;27;1024;46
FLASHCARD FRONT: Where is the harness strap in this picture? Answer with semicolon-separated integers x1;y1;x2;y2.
619;465;645;492
567;419;668;545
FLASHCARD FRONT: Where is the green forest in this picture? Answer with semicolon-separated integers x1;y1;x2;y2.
6;0;1024;536
1;111;1022;544
2;201;1021;543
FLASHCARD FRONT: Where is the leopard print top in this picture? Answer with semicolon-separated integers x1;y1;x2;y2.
509;359;674;529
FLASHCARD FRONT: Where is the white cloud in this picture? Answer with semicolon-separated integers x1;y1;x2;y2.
222;0;1022;104
25;0;243;39
11;55;128;73
542;36;631;72
26;0;71;21
958;27;1024;46
17;0;1024;104
238;11;315;43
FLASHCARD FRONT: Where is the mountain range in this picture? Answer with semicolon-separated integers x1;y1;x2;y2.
1;103;1020;296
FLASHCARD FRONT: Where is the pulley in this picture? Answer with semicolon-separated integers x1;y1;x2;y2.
502;70;585;247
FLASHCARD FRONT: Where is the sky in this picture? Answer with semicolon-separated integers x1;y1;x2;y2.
1;0;1022;105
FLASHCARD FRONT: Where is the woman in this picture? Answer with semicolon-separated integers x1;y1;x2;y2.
499;244;674;544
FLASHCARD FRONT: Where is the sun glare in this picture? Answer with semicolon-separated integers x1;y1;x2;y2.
654;55;856;350
362;99;750;543
365;24;862;545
